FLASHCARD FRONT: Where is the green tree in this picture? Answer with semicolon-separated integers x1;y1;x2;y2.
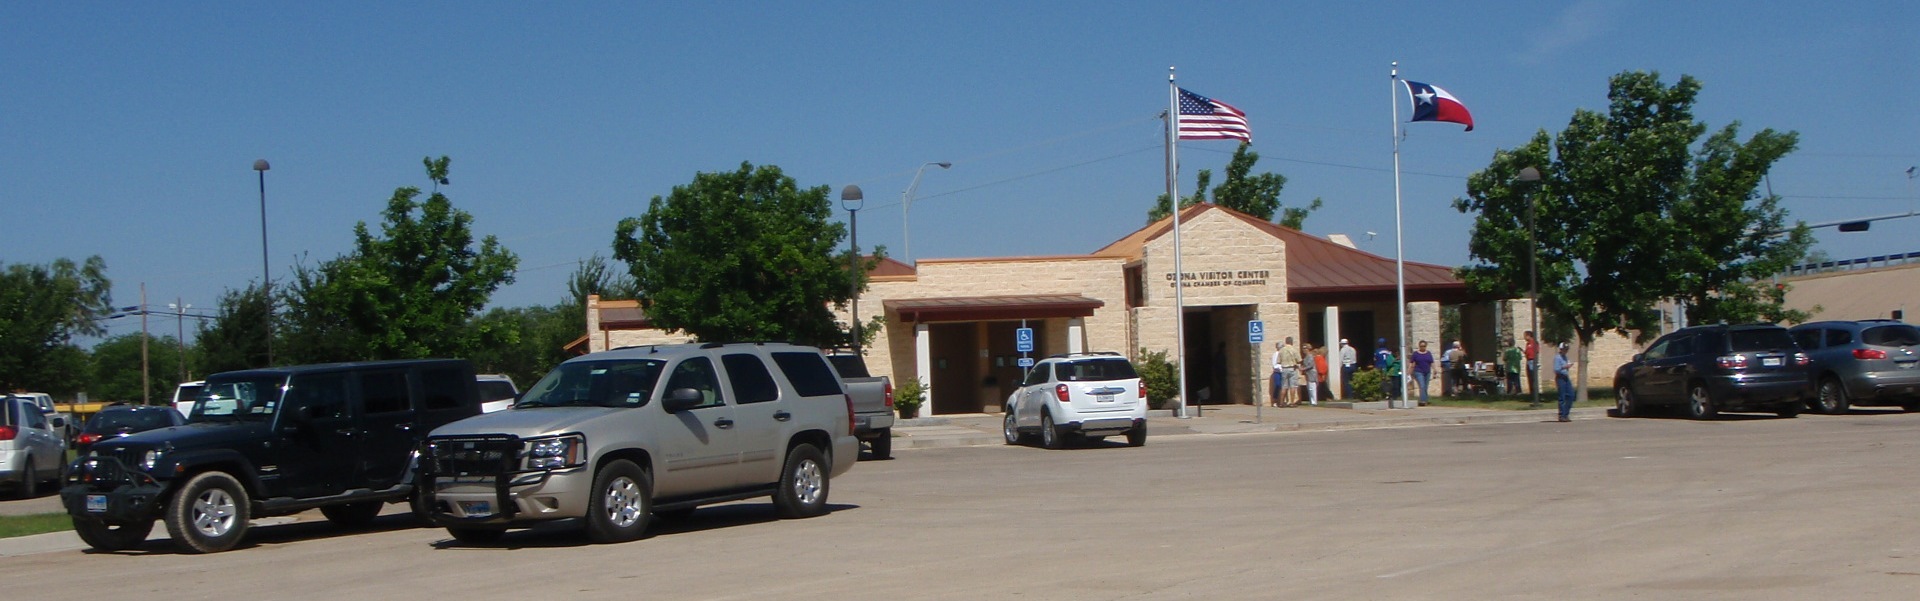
1452;71;1808;400
613;161;857;347
88;333;186;404
0;256;112;393
196;283;272;374
281;156;520;362
1148;144;1320;228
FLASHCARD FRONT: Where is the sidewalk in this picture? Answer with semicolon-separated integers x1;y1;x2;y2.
889;403;1611;449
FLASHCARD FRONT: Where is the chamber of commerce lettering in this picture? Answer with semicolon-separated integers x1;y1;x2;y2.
1163;270;1269;288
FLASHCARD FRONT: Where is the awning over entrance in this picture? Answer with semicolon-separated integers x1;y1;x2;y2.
886;294;1104;323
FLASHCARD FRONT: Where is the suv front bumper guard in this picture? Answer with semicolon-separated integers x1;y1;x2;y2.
418;435;567;525
59;456;166;525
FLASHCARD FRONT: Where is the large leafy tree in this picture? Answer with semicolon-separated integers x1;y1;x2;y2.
281;156;520;362
613;161;857;347
1452;71;1808;399
1148;143;1321;228
89;333;187;404
0;256;111;393
196;283;272;374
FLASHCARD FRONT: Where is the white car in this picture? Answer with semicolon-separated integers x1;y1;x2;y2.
2;395;68;498
171;380;206;418
476;374;519;413
1003;353;1147;449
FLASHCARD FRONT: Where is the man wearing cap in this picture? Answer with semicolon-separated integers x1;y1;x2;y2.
1338;338;1357;399
1554;342;1574;422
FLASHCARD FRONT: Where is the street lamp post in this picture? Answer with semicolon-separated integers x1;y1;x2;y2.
170;299;191;382
253;159;272;366
1518;166;1542;409
901;161;950;264
842;185;865;352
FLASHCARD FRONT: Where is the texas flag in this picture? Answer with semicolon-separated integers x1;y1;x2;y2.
1404;80;1473;131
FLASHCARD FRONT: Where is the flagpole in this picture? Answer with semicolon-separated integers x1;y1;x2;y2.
1391;62;1411;409
1169;66;1193;418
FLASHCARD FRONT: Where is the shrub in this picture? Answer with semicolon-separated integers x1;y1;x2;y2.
893;378;925;418
1349;368;1388;401
1136;348;1177;410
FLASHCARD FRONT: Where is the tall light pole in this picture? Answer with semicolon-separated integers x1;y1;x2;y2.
842;185;865;353
901;161;950;264
170;299;191;381
253;158;273;366
1517;166;1542;409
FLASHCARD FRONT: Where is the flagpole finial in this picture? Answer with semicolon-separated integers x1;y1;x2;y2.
1169;66;1175;82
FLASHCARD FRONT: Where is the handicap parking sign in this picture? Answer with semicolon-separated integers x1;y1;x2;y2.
1017;357;1034;368
1016;327;1034;353
1248;320;1265;344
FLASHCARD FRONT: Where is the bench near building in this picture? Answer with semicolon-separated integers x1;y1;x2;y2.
579;204;1558;416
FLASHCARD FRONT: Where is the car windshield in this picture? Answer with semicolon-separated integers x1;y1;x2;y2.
476;380;518;403
1057;358;1139;382
88;409;174;432
188;376;287;422
1727;329;1796;352
1861;324;1920;347
517;359;666;408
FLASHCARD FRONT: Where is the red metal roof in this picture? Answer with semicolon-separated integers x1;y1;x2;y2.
884;294;1105;323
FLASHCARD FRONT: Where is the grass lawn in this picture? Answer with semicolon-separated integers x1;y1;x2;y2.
1423;388;1616;411
0;513;72;539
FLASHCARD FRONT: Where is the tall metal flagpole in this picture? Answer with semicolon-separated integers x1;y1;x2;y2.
1391;62;1411;409
1168;67;1195;418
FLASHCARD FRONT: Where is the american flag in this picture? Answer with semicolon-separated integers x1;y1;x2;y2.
1177;88;1251;142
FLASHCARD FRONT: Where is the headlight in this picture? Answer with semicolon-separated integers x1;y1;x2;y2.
524;435;585;470
141;450;162;471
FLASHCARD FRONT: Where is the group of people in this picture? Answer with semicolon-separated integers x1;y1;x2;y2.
1265;331;1579;422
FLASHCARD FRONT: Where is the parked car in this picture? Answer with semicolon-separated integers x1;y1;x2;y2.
12;392;74;442
2;395;69;498
826;352;894;460
61;359;484;553
73;403;187;453
1003;352;1147;449
170;380;205;418
476;374;519;413
418;342;858;545
1789;319;1920;414
1612;324;1812;419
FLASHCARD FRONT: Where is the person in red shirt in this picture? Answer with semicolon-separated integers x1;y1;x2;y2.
1523;330;1539;399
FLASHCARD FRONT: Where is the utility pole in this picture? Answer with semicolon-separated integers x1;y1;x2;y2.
141;283;150;405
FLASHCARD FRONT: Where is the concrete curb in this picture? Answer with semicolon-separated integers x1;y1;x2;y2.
889;407;1612;450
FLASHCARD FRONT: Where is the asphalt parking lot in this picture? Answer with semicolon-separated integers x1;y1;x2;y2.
3;408;1917;600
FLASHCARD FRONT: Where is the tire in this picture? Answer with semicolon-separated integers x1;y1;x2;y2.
773;444;829;519
1614;385;1636;418
320;501;384;528
1126;422;1147;447
1040;412;1065;450
73;518;154;552
163;471;251;554
1686;384;1718;420
584;459;652;544
1815;378;1850;415
868;428;892;460
447;527;506;544
17;461;36;499
1003;412;1024;445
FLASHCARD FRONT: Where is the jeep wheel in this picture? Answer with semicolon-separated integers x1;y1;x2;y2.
447;527;506;544
1816;378;1850;415
585;459;651;543
773;444;829;519
163;471;251;554
1003;412;1024;445
1686;384;1718;420
1040;412;1065;450
1126;422;1147;447
868;428;892;460
320;501;384;528
1613;385;1636;418
73;518;154;551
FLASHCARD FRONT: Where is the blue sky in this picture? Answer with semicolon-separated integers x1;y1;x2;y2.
4;1;1915;344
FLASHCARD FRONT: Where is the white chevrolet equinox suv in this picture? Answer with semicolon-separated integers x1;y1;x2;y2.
1003;353;1147;449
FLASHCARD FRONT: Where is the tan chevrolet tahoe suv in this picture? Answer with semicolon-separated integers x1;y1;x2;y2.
417;342;858;544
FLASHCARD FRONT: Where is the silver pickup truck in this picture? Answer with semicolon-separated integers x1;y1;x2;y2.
827;353;895;460
418;342;858;544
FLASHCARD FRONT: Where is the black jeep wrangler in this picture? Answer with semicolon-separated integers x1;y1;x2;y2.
60;359;482;553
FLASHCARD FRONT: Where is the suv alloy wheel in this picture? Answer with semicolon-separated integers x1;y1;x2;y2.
774;445;829;519
164;471;252;553
1815;378;1850;415
585;460;652;543
1686;384;1718;420
1614;385;1636;418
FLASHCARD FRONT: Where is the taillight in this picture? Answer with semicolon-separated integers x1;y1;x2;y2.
1716;355;1748;370
884;381;894;408
0;425;15;441
843;393;856;432
1793;352;1810;366
1054;384;1070;403
1138;381;1147;400
76;432;103;445
1853;348;1887;360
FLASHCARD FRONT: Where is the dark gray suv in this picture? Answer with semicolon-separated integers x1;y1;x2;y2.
1612;324;1812;419
1788;320;1920;414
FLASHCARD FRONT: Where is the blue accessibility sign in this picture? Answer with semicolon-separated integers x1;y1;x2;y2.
1017;357;1035;368
1248;320;1265;344
1016;327;1034;353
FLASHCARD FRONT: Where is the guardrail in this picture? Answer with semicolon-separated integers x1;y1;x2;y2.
1783;251;1920;277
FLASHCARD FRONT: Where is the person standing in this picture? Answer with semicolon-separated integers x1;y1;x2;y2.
1373;338;1396;399
1524;330;1540;400
1502;337;1524;395
1445;341;1469;396
1338;338;1357;399
1554;342;1574;422
1273;338;1301;407
1301;343;1321;406
1313;346;1331;403
1410;340;1434;406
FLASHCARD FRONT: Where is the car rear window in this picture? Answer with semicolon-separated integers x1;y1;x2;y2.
1728;328;1796;352
89;409;175;432
1056;358;1139;382
476;380;517;403
771;351;845;398
1862;324;1920;346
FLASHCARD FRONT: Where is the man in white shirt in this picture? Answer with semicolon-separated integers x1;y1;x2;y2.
1338;338;1357;399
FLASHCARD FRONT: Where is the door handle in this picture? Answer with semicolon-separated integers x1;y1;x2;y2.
773;411;792;422
395;423;412;431
714;418;735;429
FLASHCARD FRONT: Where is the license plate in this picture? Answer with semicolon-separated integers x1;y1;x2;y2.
86;494;107;513
1095;394;1115;403
1899;361;1917;370
459;500;492;516
1761;357;1782;367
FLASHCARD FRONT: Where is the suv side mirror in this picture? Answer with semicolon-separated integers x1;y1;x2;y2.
1632;353;1643;362
661;388;705;413
50;416;66;430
